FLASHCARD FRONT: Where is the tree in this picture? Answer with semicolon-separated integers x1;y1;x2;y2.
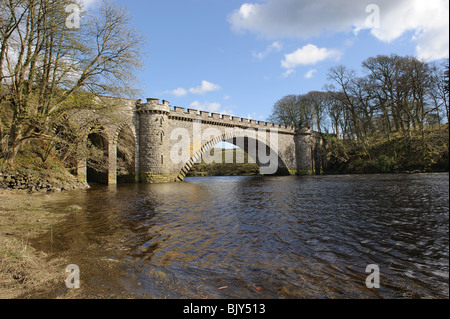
268;94;313;130
327;65;370;151
362;55;399;137
306;91;330;133
324;91;344;137
429;59;449;125
361;54;439;140
0;0;143;164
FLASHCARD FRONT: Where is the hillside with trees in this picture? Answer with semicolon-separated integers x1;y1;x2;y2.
268;55;449;174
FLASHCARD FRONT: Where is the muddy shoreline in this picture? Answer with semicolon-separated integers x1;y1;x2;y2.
0;188;144;299
0;189;86;299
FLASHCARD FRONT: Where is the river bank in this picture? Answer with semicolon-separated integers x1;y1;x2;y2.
323;125;449;175
0;187;139;299
0;167;89;298
0;189;77;298
0;167;89;193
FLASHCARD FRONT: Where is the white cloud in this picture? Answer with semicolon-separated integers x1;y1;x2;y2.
281;69;295;78
416;30;449;61
252;41;283;60
374;0;449;60
165;87;188;97
221;107;236;116
228;0;449;60
281;44;341;69
190;101;221;113
247;112;265;120
228;0;370;38
164;80;221;97
189;80;221;95
304;69;317;79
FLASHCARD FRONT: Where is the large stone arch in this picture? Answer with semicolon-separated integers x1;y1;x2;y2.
175;129;290;182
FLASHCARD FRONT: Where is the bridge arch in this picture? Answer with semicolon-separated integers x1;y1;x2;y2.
176;130;290;181
77;120;137;185
86;128;110;184
114;122;138;183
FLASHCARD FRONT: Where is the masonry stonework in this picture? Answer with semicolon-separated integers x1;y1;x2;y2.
77;98;324;184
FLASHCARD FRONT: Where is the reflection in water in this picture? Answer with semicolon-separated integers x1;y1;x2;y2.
31;174;448;299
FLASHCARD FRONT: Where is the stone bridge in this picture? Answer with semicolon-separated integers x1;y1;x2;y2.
77;98;323;184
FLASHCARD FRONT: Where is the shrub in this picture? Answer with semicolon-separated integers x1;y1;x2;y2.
377;155;395;173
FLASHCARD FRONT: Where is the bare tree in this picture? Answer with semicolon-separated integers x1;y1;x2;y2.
327;65;369;149
429;59;449;125
306;91;330;133
0;0;143;164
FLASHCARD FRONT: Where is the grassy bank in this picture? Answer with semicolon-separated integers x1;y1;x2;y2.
0;142;89;297
324;125;449;174
0;190;71;298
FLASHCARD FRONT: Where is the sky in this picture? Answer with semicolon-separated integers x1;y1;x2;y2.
82;0;449;122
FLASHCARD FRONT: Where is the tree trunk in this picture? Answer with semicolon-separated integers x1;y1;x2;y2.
4;117;27;164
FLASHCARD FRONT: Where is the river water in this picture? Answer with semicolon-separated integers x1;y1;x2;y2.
31;173;448;299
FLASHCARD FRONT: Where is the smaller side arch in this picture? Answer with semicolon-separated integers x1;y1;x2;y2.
112;122;138;184
112;122;137;146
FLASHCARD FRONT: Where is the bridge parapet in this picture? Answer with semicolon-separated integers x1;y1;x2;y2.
136;98;170;114
142;98;295;133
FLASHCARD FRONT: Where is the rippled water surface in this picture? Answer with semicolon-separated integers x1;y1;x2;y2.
33;174;449;298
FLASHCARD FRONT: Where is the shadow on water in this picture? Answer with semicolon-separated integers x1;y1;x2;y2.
26;173;449;299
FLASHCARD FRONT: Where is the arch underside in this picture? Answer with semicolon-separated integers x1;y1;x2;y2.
80;121;137;185
116;124;137;183
176;132;290;182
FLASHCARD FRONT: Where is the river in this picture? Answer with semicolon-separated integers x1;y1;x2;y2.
30;173;449;299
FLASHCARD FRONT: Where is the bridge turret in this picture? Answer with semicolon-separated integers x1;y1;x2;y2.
137;98;172;182
137;98;171;114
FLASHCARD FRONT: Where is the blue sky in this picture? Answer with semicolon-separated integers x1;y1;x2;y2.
84;0;449;122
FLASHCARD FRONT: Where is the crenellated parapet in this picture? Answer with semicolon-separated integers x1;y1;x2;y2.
136;98;171;114
137;98;296;134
